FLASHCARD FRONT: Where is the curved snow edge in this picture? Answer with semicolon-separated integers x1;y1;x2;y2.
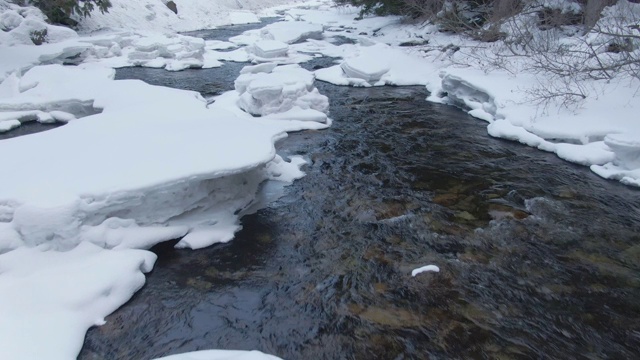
435;72;634;186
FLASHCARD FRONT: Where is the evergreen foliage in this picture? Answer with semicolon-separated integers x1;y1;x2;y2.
334;0;406;17
30;0;112;26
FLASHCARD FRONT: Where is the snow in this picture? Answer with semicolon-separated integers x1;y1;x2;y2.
0;118;19;132
2;0;640;358
287;0;640;187
603;134;640;170
314;43;438;87
0;242;156;360
230;21;323;45
0;1;334;358
411;265;440;277
77;0;313;32
153;350;283;360
0;6;77;46
234;64;329;118
340;54;390;83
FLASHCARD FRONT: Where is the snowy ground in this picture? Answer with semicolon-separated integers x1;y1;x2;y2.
1;0;639;359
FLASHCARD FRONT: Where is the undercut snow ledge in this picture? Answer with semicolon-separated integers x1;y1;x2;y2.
436;70;635;186
0;63;319;252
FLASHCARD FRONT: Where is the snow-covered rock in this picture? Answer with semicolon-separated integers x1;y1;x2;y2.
77;0;312;32
340;55;390;83
411;265;440;276
440;73;497;121
260;21;323;44
0;242;156;360
0;63;318;253
231;20;323;45
252;39;289;58
315;43;436;87
235;64;329;119
604;134;640;170
0;118;19;132
0;9;22;31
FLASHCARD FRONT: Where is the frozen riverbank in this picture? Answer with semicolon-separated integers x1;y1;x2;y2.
0;1;327;359
1;0;639;359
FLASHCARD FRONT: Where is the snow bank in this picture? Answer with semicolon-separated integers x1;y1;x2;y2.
77;0;312;32
0;4;77;46
315;43;438;87
230;20;323;46
234;64;329;119
0;242;156;360
252;40;289;58
437;69;621;166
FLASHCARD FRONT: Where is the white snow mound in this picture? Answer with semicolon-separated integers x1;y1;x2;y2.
235;64;329;119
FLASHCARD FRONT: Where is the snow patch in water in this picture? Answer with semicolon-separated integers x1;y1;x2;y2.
412;265;440;276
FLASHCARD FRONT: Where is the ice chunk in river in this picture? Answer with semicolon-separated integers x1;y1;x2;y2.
340;55;390;83
252;40;289;58
235;64;329;119
604;133;640;170
412;265;440;276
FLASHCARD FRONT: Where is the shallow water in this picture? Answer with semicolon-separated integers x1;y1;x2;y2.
80;24;640;360
0;122;63;140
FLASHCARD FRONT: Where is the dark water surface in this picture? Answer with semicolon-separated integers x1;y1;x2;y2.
0;122;63;140
80;24;640;360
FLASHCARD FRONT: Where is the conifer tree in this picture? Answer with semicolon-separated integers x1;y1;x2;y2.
30;0;112;26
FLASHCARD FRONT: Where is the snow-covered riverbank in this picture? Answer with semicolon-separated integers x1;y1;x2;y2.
1;0;639;359
0;1;326;359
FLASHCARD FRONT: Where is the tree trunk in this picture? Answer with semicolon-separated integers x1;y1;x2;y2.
584;0;617;30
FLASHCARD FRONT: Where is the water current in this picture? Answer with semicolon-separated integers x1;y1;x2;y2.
74;21;640;360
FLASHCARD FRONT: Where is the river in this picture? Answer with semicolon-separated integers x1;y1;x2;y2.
77;21;640;360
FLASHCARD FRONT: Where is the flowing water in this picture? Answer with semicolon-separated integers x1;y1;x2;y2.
79;23;640;360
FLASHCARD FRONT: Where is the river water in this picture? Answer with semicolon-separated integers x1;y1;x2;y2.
78;22;640;360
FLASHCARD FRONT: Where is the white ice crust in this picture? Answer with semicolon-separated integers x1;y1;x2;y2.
235;64;329;119
153;350;283;360
411;265;440;277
